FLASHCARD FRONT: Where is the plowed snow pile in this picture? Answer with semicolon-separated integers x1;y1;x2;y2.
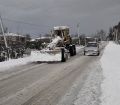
30;51;61;62
100;42;120;105
0;52;61;71
0;46;84;71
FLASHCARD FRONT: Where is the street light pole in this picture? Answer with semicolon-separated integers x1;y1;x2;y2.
77;23;80;45
50;30;53;42
0;15;10;60
115;29;118;42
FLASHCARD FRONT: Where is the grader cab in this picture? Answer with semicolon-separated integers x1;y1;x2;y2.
46;26;76;62
53;26;72;47
38;26;76;62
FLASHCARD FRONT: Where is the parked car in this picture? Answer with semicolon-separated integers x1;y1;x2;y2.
84;42;100;56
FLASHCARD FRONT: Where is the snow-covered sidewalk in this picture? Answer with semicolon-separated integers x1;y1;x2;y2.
100;42;120;105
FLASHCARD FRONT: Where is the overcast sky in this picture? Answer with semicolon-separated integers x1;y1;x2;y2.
0;0;120;37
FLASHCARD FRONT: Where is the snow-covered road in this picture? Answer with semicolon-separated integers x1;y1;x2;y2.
58;58;103;105
0;43;106;105
0;42;110;105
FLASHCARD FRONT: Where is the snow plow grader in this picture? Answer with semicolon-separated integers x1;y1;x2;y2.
38;26;76;62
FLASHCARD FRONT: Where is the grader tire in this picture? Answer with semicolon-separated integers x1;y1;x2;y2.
61;48;66;62
72;44;76;55
69;45;74;56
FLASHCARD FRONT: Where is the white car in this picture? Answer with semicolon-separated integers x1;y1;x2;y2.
84;42;100;56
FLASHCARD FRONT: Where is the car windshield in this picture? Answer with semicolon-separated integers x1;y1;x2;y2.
87;43;97;47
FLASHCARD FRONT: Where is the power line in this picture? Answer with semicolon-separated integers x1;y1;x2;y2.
1;17;51;35
2;17;43;28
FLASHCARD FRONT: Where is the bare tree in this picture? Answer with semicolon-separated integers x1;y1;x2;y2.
96;30;106;41
25;34;31;41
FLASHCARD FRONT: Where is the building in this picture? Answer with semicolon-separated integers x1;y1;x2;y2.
0;33;26;47
111;22;120;41
30;37;51;49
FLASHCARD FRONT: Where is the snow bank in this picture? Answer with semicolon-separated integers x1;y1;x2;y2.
30;45;84;62
74;62;102;105
0;57;31;71
0;51;61;71
30;51;61;62
100;42;120;105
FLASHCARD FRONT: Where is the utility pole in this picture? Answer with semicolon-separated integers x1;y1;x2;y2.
50;30;53;42
0;15;8;48
0;15;10;60
115;29;118;42
77;23;80;45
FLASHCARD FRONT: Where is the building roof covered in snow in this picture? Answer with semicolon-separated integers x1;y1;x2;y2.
0;33;25;37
